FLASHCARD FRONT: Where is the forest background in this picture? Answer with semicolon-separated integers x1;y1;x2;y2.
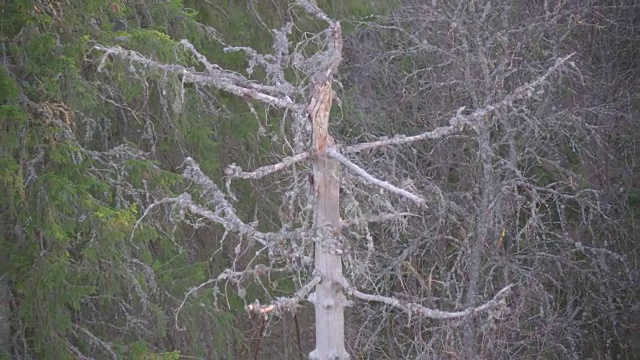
0;0;639;359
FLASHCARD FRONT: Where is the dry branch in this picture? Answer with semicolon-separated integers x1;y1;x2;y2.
247;276;322;316
132;157;314;266
342;53;576;155
341;212;419;227
224;151;311;180
75;325;117;360
326;147;426;205
94;43;298;111
349;284;513;320
174;265;280;330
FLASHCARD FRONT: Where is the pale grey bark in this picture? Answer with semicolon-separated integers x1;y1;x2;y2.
306;82;350;359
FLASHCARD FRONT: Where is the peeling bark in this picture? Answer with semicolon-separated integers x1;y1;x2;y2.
306;57;350;360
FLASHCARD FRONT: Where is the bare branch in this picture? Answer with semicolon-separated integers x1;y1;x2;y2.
133;157;314;265
74;325;117;360
247;276;322;316
326;147;426;205
175;265;277;330
349;284;513;320
296;0;336;25
223;22;294;86
179;38;220;74
94;44;298;110
224;151;311;180
180;39;297;97
65;340;94;360
342;53;576;155
341;212;419;227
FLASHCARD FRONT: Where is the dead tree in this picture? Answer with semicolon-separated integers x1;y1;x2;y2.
96;1;573;358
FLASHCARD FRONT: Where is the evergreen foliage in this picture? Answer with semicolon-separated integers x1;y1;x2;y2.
0;0;242;357
1;0;392;358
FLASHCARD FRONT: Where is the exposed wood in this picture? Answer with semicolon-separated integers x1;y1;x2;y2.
308;80;348;360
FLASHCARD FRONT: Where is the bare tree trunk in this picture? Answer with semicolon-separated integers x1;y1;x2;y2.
307;80;349;360
463;122;494;358
0;251;9;356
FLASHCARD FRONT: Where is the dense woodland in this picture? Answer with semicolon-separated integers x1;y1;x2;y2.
1;0;639;359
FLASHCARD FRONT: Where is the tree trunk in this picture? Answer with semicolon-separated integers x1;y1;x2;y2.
463;123;494;358
0;250;9;356
307;81;349;360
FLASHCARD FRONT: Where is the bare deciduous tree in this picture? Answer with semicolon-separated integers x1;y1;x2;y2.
339;0;638;358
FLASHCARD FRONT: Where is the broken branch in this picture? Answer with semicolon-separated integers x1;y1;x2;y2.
247;276;322;316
